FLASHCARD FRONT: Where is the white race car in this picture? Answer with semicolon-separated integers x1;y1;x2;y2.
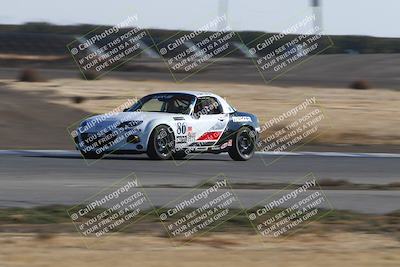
73;91;260;161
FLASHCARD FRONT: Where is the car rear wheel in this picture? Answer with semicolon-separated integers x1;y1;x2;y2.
228;127;256;161
147;125;174;160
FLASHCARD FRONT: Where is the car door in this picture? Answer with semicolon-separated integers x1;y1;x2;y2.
189;96;229;148
166;95;196;150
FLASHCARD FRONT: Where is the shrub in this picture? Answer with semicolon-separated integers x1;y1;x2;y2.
71;96;87;104
18;68;45;82
349;80;371;90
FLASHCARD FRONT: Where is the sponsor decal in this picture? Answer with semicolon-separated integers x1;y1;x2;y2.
197;131;222;141
232;116;252;122
176;136;188;144
188;132;196;143
220;139;233;149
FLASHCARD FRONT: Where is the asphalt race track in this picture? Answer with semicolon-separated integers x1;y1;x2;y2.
0;151;399;214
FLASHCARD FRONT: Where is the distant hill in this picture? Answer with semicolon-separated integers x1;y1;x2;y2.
0;22;399;56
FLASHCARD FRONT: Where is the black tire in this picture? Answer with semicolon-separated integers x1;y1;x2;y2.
228;127;256;161
81;151;104;159
147;125;174;160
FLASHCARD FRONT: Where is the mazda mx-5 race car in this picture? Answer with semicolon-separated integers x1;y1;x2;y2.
73;91;260;161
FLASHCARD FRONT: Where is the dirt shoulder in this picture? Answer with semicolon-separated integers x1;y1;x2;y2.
0;82;88;149
1;206;399;266
0;232;399;267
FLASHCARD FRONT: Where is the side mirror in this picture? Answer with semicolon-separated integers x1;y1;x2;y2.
123;108;129;112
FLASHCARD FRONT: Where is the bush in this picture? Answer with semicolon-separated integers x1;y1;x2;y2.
71;96;87;104
18;68;45;82
349;80;371;90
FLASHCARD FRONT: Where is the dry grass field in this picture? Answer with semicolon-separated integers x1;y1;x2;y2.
3;78;400;147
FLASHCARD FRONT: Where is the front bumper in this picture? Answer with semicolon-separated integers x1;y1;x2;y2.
74;128;147;154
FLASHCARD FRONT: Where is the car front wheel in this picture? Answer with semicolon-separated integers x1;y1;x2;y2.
228;127;256;161
147;125;174;160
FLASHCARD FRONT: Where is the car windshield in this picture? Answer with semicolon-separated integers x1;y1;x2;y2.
127;93;195;114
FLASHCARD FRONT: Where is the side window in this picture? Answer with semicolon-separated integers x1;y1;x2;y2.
166;97;192;114
194;97;222;115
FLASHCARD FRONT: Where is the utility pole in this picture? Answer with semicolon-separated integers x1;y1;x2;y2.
311;0;323;32
218;0;229;31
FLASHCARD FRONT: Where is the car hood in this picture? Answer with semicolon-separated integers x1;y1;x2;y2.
78;112;177;133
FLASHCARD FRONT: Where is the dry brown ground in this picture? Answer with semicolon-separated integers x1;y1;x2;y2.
0;232;399;267
2;78;400;147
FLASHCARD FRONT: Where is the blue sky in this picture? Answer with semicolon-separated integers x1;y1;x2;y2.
1;0;398;37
